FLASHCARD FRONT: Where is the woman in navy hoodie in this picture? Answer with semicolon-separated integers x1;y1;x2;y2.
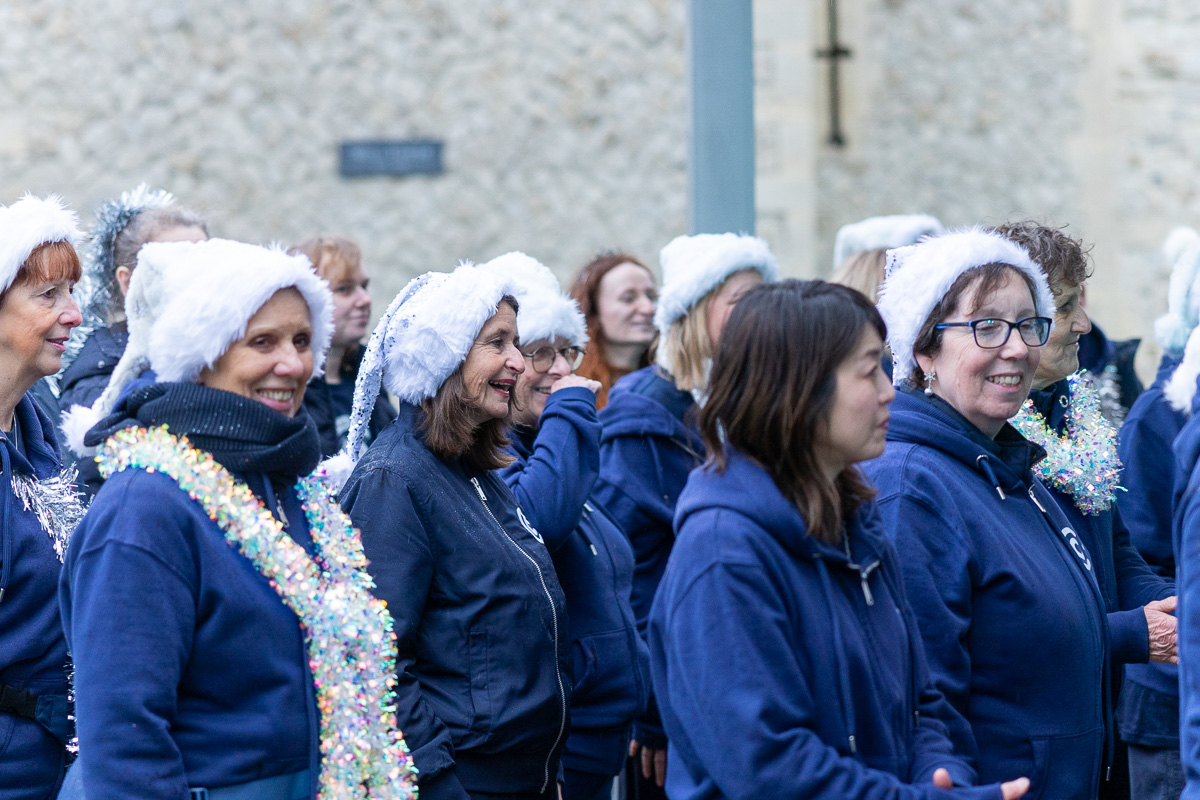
594;233;776;792
0;195;86;800
332;262;571;800
650;278;1029;800
59;240;416;799
862;229;1111;800
483;253;650;800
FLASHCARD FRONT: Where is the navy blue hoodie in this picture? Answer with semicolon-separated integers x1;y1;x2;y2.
59;384;323;799
594;366;703;748
500;387;651;779
649;446;1001;800
1172;379;1200;798
1117;354;1186;747
340;403;571;800
0;395;73;800
862;390;1110;800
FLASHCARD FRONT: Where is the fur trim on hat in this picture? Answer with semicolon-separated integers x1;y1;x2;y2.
480;251;587;346
1166;324;1200;414
877;227;1056;387
145;239;332;383
654;233;778;335
1155;227;1200;354
0;194;82;295
832;214;944;270
322;265;518;491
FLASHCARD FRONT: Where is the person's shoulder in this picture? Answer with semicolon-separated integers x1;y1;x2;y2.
74;467;208;556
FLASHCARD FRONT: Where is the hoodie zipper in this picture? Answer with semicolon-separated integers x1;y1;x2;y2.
470;476;567;794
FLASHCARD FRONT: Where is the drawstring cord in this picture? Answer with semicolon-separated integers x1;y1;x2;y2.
975;455;1006;500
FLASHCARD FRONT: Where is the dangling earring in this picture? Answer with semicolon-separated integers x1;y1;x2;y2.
923;371;937;397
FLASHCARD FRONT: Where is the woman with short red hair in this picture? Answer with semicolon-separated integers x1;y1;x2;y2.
0;194;86;799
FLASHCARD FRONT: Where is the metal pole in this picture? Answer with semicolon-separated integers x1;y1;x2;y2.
687;0;756;235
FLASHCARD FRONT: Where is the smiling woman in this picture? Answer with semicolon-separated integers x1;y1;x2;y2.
0;194;87;800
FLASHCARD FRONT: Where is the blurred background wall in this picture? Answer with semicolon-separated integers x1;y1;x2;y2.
2;0;1198;367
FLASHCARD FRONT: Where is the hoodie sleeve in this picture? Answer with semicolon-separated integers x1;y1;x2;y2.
875;492;982;770
342;465;471;800
651;553;999;800
498;387;600;553
1107;507;1173;665
1117;404;1180;578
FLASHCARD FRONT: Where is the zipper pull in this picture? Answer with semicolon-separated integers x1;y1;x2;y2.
860;573;874;606
470;477;487;503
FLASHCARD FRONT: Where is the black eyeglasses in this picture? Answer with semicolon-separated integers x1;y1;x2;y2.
522;345;586;373
933;317;1052;349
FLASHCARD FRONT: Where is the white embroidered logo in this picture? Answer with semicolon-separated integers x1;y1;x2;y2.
1060;526;1093;571
517;507;543;543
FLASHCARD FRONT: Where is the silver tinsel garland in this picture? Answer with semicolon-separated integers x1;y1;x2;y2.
9;466;87;562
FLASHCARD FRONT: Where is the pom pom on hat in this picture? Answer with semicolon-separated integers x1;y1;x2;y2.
480;251;587;346
0;194;82;295
654;233;778;335
1165;323;1200;415
832;214;944;270
1155;226;1200;354
322;263;519;490
877;227;1056;387
61;239;333;457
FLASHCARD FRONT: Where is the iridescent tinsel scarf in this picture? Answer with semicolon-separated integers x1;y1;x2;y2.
98;425;418;799
1009;372;1121;515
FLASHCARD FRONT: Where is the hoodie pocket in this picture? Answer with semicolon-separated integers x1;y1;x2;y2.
571;629;641;721
467;630;492;742
1026;729;1103;800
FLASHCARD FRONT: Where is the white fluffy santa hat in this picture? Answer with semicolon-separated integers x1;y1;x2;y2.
654;233;778;335
877;227;1056;387
320;262;519;489
0;194;82;294
832;213;944;271
480;251;587;346
61;238;332;455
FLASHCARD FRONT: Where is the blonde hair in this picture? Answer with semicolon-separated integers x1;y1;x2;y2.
830;249;887;304
655;287;716;394
288;235;363;283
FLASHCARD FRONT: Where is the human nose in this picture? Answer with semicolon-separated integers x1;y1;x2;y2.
353;286;371;309
60;294;82;328
999;325;1032;358
505;343;525;374
274;345;305;376
637;294;656;315
1074;305;1092;335
548;350;572;378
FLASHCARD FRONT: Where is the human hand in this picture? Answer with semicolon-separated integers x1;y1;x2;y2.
935;768;1028;799
1145;596;1178;664
551;375;602;395
628;739;667;787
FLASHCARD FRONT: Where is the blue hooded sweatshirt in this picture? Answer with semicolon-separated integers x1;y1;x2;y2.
500;386;651;779
59;383;323;799
862;390;1110;800
1117;354;1186;747
0;394;73;800
1172;378;1200;800
649;446;1001;800
340;403;571;800
594;366;703;748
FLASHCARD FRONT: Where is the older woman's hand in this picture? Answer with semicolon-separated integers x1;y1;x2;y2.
934;768;1030;799
550;375;602;395
1145;596;1178;664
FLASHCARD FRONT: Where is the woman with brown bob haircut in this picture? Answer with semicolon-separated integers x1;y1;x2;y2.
0;195;87;798
331;263;572;800
647;279;1030;800
569;252;657;408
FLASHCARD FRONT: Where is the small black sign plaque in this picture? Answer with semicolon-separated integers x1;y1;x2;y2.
339;140;444;177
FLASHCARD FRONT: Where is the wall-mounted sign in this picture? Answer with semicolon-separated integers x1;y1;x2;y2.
339;140;444;177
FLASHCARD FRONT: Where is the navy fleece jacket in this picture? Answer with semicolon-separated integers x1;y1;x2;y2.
862;390;1110;800
500;387;650;778
0;395;72;800
594;366;703;748
1117;355;1186;748
60;459;320;798
340;404;571;800
1173;381;1200;799
649;446;1000;800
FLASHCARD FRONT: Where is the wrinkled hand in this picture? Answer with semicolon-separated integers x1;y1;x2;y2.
1145;596;1178;664
629;739;667;787
935;769;1029;799
551;375;602;395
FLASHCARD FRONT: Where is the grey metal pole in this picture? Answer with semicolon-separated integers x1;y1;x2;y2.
687;0;755;235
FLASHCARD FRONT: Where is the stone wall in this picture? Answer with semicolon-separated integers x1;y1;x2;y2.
0;0;687;307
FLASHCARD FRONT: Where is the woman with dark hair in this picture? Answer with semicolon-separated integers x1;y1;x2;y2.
59;239;416;798
289;235;395;456
569;252;657;408
649;279;1028;800
0;195;86;799
332;262;571;800
862;229;1110;800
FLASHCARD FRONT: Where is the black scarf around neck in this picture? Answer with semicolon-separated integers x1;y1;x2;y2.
85;382;321;481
